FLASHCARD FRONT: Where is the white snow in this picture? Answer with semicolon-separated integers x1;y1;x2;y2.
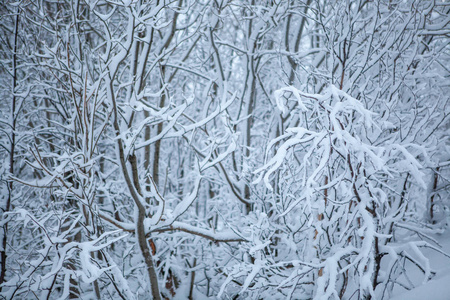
390;230;450;300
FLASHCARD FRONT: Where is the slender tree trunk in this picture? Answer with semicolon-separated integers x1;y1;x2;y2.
0;9;19;292
429;167;440;224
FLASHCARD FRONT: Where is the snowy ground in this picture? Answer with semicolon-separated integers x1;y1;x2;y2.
390;228;450;300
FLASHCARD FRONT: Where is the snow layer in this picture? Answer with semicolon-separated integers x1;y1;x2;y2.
391;230;450;300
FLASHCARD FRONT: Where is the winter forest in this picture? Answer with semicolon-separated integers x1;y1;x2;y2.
0;0;449;299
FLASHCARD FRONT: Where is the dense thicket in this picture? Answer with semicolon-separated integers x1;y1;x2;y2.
0;0;449;299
